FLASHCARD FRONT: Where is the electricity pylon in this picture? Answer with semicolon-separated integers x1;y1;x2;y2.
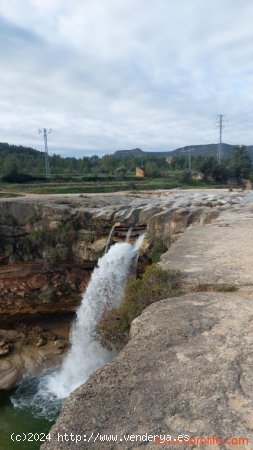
38;128;52;176
216;115;224;164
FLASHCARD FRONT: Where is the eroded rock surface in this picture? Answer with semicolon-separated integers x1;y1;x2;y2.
0;262;92;322
41;189;253;449
160;205;253;286
42;292;253;450
0;189;237;322
0;318;71;389
1;189;252;394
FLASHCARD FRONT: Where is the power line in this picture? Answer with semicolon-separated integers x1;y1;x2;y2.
38;128;52;176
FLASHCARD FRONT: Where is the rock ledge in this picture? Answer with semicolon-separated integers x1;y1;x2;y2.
42;292;253;449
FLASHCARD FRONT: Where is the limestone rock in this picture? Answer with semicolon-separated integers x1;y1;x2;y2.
0;340;12;356
160;215;253;286
27;274;48;289
36;336;46;347
73;237;108;261
53;338;66;350
0;360;20;390
42;293;253;450
0;225;27;237
0;329;19;341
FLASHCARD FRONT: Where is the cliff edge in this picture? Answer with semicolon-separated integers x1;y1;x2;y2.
42;291;253;449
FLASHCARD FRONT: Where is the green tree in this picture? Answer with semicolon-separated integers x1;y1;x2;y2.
199;156;216;180
228;146;252;180
170;155;188;170
3;156;18;174
144;161;161;177
212;164;229;182
100;155;118;173
179;169;192;183
114;165;127;179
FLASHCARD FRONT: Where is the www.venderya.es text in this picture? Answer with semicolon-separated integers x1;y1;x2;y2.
10;432;249;446
57;433;189;444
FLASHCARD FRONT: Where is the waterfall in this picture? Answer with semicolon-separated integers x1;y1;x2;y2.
126;227;133;242
48;239;143;398
104;223;117;253
12;235;144;418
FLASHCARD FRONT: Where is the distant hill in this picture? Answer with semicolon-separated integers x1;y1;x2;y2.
114;148;171;158
113;148;145;157
170;143;233;157
0;142;44;158
114;144;253;159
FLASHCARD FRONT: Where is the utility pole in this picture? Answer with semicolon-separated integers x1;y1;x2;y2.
38;128;52;176
188;148;192;173
182;148;193;173
216;114;224;164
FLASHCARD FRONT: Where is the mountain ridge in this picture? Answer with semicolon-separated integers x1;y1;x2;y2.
114;143;253;159
2;141;253;161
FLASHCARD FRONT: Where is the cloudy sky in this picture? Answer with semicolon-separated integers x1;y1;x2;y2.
1;0;253;157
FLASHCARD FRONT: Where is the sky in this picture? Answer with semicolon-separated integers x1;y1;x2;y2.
1;0;253;157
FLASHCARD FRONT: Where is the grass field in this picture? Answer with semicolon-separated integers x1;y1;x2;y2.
0;192;24;198
0;172;228;195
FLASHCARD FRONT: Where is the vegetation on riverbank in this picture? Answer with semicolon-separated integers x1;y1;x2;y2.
0;192;23;198
96;265;182;350
96;265;238;350
0;177;228;195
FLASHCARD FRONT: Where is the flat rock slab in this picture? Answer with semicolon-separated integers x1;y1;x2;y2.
160;212;253;286
42;292;253;450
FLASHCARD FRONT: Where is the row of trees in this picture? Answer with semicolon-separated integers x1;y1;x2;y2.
0;143;164;177
171;146;252;182
0;142;252;183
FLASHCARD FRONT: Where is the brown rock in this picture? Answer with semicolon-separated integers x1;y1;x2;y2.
0;360;20;389
0;340;12;356
36;336;46;347
53;338;66;350
16;290;26;297
27;274;48;289
31;325;43;333
0;329;19;341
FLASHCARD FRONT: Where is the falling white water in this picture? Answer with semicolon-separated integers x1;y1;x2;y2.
104;223;117;253
126;227;133;242
11;236;144;418
47;235;145;399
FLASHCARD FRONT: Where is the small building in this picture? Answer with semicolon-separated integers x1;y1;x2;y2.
192;172;204;180
135;167;145;177
166;156;174;164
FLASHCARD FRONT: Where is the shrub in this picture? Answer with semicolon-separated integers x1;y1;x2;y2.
20;221;80;262
2;170;46;183
148;239;167;263
28;214;42;225
96;265;181;350
3;214;19;226
129;182;136;190
18;236;34;254
179;169;192;183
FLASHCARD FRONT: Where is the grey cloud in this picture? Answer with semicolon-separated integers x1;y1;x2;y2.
1;0;253;156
